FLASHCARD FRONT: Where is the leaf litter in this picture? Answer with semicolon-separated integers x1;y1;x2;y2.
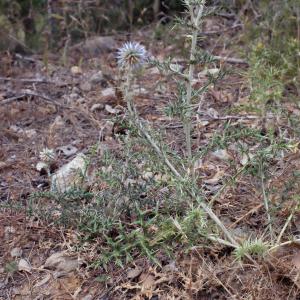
0;14;300;300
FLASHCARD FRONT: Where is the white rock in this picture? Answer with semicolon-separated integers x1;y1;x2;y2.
132;86;147;94
10;125;21;133
51;153;87;193
207;107;219;118
70;66;82;75
11;247;23;258
101;87;115;98
240;153;254;166
124;178;137;187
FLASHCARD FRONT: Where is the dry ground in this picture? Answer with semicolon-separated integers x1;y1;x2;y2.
1;17;300;299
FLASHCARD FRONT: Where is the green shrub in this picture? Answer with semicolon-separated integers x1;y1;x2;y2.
245;0;300;109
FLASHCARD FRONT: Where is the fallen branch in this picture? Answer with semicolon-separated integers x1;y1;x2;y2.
1;91;104;130
1;91;69;108
0;76;57;85
200;24;243;36
276;205;297;245
229;204;263;228
200;114;259;121
177;55;248;66
165;114;259;129
1;94;26;105
268;239;300;253
212;55;248;65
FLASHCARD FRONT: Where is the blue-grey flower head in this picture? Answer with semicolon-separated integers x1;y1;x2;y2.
117;41;147;69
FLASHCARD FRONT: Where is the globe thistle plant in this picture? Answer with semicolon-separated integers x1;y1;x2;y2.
117;41;148;116
117;41;147;70
115;30;238;249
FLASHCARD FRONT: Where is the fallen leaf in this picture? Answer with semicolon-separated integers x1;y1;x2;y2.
140;273;155;290
91;103;104;112
44;251;83;273
212;149;231;161
203;169;224;185
105;104;120;114
193;159;203;171
18;259;32;273
34;274;51;287
127;267;143;279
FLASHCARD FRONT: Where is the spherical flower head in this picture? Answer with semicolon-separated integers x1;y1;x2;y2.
39;148;55;162
117;41;147;70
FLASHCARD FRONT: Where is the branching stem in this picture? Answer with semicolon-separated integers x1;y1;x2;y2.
123;75;238;247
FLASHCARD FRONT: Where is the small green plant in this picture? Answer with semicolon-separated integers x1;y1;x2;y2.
4;261;18;275
245;0;300;114
234;238;268;261
248;43;285;114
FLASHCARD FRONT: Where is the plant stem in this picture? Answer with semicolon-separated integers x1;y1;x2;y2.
125;70;134;116
269;239;300;253
135;120;182;178
122;48;240;252
276;207;296;245
185;1;205;159
259;162;273;240
135;118;238;247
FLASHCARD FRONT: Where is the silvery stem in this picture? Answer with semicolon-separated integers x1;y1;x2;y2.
185;1;205;160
